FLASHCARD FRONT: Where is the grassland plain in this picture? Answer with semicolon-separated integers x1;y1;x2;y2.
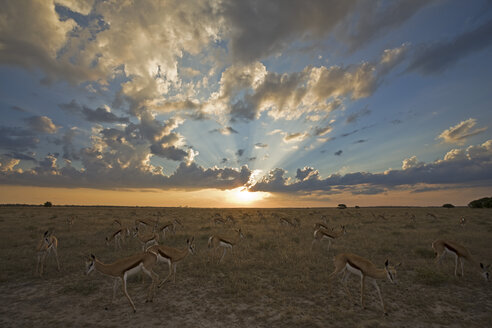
0;206;490;327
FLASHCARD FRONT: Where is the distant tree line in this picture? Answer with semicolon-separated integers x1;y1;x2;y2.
468;197;492;208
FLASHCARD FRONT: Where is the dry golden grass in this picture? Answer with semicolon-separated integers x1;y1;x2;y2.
0;206;491;327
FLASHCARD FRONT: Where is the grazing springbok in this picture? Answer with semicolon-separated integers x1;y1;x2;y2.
328;253;400;315
157;222;175;239
208;228;244;263
311;225;346;251
279;217;299;228
432;240;490;281
147;237;196;286
106;229;125;250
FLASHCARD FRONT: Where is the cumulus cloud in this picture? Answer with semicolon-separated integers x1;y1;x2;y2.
296;167;319;181
213;44;407;122
0;157;21;173
254;143;268;149
2;0;410;125
250;139;492;194
0;0;99;84
437;118;487;144
313;125;333;137
267;129;283;136
402;156;424;170
283;132;309;143
24;116;58;134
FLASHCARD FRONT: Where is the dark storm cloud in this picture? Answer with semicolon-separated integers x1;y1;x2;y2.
339;0;433;52
56;128;81;160
81;106;130;124
0;126;39;150
10;105;28;112
230;98;257;122
249;140;492;194
407;18;492;75
150;144;189;161
0;154;252;191
164;163;251;190
340;130;358;137
221;0;358;63
209;126;239;135
59;100;130;124
3;152;37;162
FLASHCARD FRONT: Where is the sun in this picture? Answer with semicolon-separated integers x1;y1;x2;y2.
228;187;268;205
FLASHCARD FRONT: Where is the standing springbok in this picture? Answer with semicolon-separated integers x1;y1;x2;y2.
85;252;159;313
133;227;159;251
36;230;61;276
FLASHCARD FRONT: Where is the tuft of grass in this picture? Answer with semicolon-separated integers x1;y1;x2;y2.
256;240;277;251
414;248;435;259
414;267;448;286
60;280;99;296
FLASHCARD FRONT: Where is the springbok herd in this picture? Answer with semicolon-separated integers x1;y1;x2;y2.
28;207;491;317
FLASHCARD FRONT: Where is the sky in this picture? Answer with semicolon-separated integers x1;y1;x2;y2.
1;0;492;207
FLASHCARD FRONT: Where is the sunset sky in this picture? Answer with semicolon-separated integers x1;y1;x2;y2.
1;0;492;207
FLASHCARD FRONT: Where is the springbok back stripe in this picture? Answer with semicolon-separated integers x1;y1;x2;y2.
444;243;459;254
